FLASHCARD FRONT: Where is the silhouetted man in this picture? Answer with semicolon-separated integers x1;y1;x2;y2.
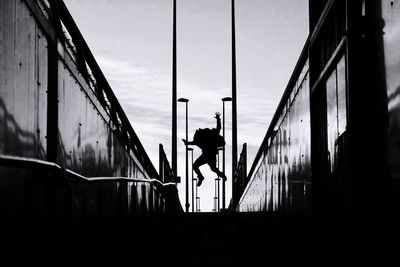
182;112;227;186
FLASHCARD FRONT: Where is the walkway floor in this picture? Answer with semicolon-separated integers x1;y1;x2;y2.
3;211;396;266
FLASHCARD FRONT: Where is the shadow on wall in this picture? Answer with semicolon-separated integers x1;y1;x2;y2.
0;98;46;159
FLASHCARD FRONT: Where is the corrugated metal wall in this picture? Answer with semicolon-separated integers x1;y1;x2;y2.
238;63;311;213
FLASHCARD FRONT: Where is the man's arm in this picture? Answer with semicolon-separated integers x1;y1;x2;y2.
215;112;221;133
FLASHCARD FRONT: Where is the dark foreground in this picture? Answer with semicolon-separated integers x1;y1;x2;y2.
1;211;397;266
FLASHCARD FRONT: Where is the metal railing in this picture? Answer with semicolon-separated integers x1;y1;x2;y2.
159;144;179;184
0;154;183;214
0;152;183;261
23;0;158;178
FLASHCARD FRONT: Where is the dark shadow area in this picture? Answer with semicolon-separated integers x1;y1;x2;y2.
1;211;312;266
0;162;398;266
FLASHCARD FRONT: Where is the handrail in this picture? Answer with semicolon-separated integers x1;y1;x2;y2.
0;154;64;172
23;0;159;179
85;177;177;187
55;0;159;179
159;144;177;184
0;155;175;188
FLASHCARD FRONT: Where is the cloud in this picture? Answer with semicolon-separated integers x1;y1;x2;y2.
95;54;171;165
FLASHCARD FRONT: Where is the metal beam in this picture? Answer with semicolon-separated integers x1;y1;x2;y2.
231;0;238;201
172;0;177;178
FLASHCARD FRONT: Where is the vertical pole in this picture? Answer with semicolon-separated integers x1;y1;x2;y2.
159;144;163;183
47;0;60;163
172;0;177;178
214;179;217;212
195;178;198;212
185;102;189;212
198;197;200;212
231;0;238;205
195;181;198;212
222;101;226;209
217;152;220;212
191;150;194;213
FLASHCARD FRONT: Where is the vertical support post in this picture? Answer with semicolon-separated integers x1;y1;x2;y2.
47;0;60;163
221;97;232;210
214;179;218;212
231;0;238;205
185;102;189;212
159;144;164;183
172;0;177;179
217;152;220;212
243;143;247;189
222;101;226;209
178;97;189;212
196;186;198;212
190;149;194;212
194;177;198;212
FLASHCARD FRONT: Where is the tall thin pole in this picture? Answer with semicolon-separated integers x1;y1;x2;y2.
191;149;194;212
231;0;238;203
222;101;226;209
172;0;177;178
185;102;189;212
195;179;198;212
217;152;220;212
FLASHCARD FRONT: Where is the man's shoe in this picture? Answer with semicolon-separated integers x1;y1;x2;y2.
220;173;227;182
197;176;204;187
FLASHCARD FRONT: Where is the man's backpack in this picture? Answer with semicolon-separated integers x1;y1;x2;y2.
193;128;225;150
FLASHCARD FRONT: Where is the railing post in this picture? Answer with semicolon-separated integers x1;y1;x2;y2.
159;144;164;183
47;0;61;163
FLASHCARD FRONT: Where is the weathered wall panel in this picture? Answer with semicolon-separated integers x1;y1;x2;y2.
239;67;311;213
0;0;48;159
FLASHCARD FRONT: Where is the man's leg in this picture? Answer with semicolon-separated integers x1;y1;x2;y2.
207;155;227;181
209;165;227;181
193;154;208;186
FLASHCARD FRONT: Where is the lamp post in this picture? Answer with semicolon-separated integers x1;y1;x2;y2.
218;148;223;211
214;177;218;212
172;0;177;180
188;147;194;212
193;178;198;212
215;149;223;212
213;150;221;212
178;97;189;212
231;0;238;211
222;97;232;210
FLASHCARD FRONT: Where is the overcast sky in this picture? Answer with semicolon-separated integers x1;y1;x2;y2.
64;0;309;212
